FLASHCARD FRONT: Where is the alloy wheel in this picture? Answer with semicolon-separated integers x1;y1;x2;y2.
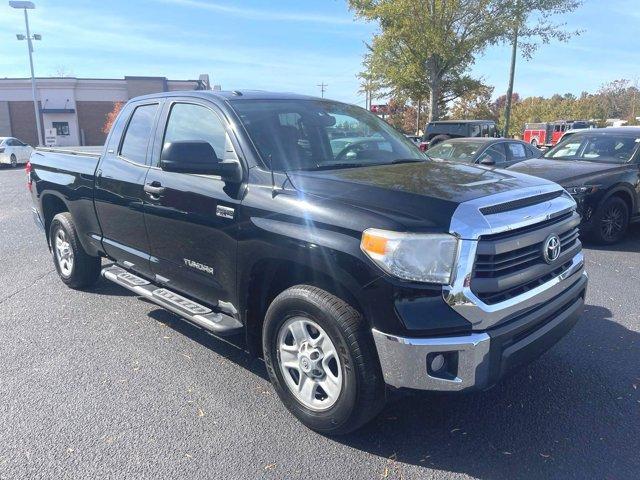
277;316;342;411
54;228;74;277
600;204;625;241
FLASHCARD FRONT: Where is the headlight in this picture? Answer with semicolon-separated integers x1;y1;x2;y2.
565;185;599;195
361;229;459;284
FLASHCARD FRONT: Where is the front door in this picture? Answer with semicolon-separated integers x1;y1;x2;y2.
143;100;242;309
94;101;161;277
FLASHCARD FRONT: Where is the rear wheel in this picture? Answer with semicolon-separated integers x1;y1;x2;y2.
50;212;101;288
263;285;386;435
590;196;629;244
10;154;17;167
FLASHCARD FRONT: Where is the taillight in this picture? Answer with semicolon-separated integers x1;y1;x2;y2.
26;161;32;190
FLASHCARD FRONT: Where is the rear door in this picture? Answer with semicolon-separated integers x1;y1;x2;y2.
94;100;161;277
143;99;243;308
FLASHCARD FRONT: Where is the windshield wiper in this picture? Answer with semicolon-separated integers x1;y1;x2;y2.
388;158;427;165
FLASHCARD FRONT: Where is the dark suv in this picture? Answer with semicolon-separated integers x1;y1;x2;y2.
509;127;640;244
420;120;498;150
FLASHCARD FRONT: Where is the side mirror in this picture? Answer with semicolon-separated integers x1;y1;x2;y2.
161;141;242;183
478;155;495;166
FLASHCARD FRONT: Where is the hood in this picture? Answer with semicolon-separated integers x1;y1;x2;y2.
509;158;628;185
286;160;554;230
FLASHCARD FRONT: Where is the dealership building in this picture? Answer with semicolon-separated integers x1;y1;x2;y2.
0;74;212;147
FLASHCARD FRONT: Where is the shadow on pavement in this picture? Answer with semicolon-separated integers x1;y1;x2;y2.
128;288;639;478
146;307;269;382
335;304;639;479
582;223;640;253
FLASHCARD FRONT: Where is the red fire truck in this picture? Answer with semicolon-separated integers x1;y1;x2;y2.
522;121;572;148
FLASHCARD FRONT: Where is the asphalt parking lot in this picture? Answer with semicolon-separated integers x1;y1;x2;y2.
0;166;638;480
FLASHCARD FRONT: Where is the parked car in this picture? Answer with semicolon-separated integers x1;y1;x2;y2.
509;127;640;244
405;134;421;145
419;119;498;151
0;136;33;167
28;90;587;434
427;137;541;167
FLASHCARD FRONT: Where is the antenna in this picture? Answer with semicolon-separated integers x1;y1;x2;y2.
317;82;327;98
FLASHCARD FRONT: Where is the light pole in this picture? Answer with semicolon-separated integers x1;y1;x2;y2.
10;1;42;146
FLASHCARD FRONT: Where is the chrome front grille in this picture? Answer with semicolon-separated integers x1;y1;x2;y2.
470;212;582;304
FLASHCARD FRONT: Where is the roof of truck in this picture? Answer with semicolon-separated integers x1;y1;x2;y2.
133;89;325;102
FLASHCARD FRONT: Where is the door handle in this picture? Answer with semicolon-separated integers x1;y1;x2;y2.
144;182;165;196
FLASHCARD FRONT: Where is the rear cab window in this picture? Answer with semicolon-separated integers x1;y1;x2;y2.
119;103;159;164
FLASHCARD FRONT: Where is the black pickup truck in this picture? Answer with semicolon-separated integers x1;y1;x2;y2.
28;91;587;434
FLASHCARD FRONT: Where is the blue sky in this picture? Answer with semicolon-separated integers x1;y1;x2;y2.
1;0;638;106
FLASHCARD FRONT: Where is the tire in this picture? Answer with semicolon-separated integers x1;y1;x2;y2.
428;134;451;148
10;154;17;167
589;196;629;244
50;212;101;288
263;285;386;435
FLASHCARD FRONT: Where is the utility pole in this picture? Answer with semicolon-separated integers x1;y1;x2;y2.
317;82;327;98
503;25;518;138
11;1;42;146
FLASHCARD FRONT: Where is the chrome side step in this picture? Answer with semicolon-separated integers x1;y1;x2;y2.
102;265;243;336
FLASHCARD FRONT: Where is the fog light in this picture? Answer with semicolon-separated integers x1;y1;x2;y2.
430;354;445;372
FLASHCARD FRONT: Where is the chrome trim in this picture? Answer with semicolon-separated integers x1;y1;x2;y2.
31;207;45;232
372;329;490;391
444;183;583;330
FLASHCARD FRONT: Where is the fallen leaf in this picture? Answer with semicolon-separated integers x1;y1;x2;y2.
264;463;276;470
197;408;205;417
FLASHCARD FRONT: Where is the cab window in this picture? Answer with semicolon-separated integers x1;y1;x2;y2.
120;104;158;164
161;103;234;165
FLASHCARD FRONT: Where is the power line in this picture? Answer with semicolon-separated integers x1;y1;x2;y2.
317;82;327;98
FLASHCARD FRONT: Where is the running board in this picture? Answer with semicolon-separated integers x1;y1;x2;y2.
102;265;243;336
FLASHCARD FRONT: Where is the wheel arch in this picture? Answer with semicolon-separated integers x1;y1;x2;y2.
242;257;367;356
41;193;69;246
602;184;636;215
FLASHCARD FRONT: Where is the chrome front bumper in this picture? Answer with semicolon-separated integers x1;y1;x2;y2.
373;269;588;392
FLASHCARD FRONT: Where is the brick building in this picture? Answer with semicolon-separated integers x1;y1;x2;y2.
0;74;212;146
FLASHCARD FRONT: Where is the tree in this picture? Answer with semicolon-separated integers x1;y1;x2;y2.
102;102;123;135
450;84;497;121
349;0;509;121
500;0;583;136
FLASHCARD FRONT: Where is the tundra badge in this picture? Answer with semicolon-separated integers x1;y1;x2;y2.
184;259;215;275
216;205;235;219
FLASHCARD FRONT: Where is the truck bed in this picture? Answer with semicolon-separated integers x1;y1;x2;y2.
36;146;103;158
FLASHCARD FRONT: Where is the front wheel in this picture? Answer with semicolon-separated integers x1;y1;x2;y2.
50;212;101;288
263;285;386;435
10;154;17;167
590;196;629;244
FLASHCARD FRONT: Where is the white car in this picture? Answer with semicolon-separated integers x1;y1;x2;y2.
0;137;33;167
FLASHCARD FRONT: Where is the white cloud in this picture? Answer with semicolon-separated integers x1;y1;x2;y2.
155;0;360;25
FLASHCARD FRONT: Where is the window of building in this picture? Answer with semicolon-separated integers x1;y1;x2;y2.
52;122;70;136
120;104;158;164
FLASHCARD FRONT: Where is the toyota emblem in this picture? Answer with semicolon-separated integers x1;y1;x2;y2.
542;234;561;264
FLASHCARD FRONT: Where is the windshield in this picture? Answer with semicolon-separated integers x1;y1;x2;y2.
544;133;640;163
230;99;425;171
427;140;486;162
